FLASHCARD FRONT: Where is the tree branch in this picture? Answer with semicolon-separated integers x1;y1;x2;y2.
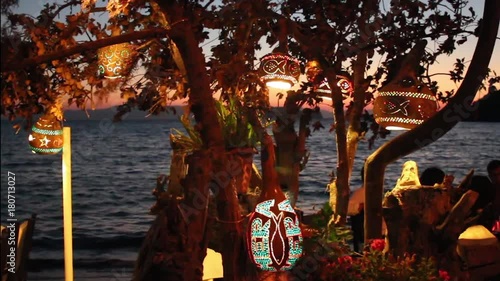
2;28;173;72
364;0;500;240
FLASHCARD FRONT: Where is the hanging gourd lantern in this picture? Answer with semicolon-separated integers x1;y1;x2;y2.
258;52;301;90
97;42;135;79
29;112;64;155
305;60;324;84
305;60;353;98
336;73;353;95
373;41;438;130
247;134;303;271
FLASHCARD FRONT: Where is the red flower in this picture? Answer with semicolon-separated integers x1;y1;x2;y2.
370;239;385;251
439;270;450;281
337;255;353;265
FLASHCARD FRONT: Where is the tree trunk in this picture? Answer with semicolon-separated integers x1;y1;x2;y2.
273;122;300;206
382;182;483;279
364;0;500;241
382;186;453;257
216;148;256;281
156;3;249;280
346;0;375;183
133;151;211;281
165;134;189;197
324;70;350;226
273;93;309;207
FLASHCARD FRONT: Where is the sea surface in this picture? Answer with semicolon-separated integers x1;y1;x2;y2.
1;118;499;280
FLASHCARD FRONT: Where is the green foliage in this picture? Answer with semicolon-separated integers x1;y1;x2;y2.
170;114;203;153
171;96;260;151
1;0;499;130
214;96;260;149
307;202;353;244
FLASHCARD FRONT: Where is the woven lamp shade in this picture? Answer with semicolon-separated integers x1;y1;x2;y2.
373;41;437;130
258;52;301;90
97;43;135;79
28;113;64;155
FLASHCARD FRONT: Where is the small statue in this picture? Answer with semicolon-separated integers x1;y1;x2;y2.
394;160;421;190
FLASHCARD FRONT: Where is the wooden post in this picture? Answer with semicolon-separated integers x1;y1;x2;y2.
62;127;73;281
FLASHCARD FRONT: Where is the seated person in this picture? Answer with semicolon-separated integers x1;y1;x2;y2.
420;166;445;186
487;160;500;214
487;160;500;232
469;175;496;229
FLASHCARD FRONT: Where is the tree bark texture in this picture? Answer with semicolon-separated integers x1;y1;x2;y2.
364;0;500;241
165;135;189;198
324;70;350;226
272;93;308;207
156;3;251;280
216;148;256;281
133;151;211;281
382;183;485;279
345;0;377;182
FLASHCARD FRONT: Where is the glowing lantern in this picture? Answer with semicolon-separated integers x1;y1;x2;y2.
336;75;353;94
258;52;301;90
373;77;437;130
29;113;64;155
373;41;437;130
97;42;134;79
305;60;353;98
247;135;303;271
457;225;499;268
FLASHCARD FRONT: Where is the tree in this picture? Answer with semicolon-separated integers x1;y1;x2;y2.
364;0;499;240
1;0;499;280
0;0;18;15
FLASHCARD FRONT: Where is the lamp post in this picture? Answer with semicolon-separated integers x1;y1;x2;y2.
62;127;73;281
29;113;73;281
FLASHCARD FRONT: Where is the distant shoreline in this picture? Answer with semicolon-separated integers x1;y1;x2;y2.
1;106;331;122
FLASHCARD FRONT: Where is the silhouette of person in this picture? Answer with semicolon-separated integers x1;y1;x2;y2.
420;166;445;186
487;160;500;228
469;175;496;229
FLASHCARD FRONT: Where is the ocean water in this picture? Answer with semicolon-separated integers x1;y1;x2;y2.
1;118;499;280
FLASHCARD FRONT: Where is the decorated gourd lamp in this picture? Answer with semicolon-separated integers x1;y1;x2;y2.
373;41;438;130
97;42;135;79
258;52;301;90
29;104;64;155
305;60;353;98
247;134;303;271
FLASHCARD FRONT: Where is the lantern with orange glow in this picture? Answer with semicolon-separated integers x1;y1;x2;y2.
373;41;438;130
29;113;64;155
97;43;134;79
305;60;353;98
258;52;301;90
247;135;303;271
